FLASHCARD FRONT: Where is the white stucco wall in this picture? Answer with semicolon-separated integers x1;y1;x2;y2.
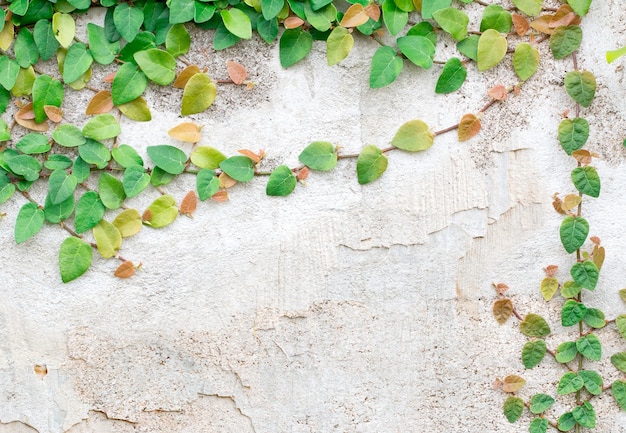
2;1;626;432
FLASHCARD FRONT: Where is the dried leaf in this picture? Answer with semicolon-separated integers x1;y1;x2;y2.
502;375;526;393
227;61;247;85
141;208;152;222
493;299;513;324
168;122;202;143
34;364;47;379
86;90;114;115
530;15;555;34
562;193;581;211
493;378;502;390
341;4;370;27
590;236;600;245
513;84;521;95
551;5;581;27
592;245;605;271
550;12;576;28
545;265;558;277
44;105;63;123
457;113;481;142
512;13;529;36
180;191;197;216
365;3;381;21
494;283;509;294
218;172;237;188
114;261;136;278
284;17;305;29
297;166;309;181
488;85;507;101
211;190;229;202
572;149;592;165
16;102;35;120
174;65;201;89
102;71;116;83
237;149;263;163
15;111;49;131
552;193;566;214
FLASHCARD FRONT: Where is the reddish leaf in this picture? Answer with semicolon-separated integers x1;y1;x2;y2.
589;236;600;245
142;209;152;222
114;261;136;278
44;105;63;122
180;191;197;216
86;90;114;115
211;190;229;202
284;17;304;29
227;61;247;85
102;71;116;83
15;103;48;131
16;102;35;119
237;149;263;163
488;85;507;101
365;3;381;21
545;265;559;277
457;113;481;142
550;5;581;27
33;365;47;379
512;13;529;36
552;194;566;215
297;166;309;181
572;149;592;165
494;283;509;294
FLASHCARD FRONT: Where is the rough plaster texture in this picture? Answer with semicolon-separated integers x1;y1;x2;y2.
2;1;626;432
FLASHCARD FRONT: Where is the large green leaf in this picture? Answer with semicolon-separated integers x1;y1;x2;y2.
221;8;252;39
113;3;144;42
44;194;74;223
520;313;550;337
0;56;20;91
169;0;195;24
219;155;255;182
181;73;216;115
261;0;284;20
74;191;105;234
62;42;93;84
571;166;600;198
529;418;548;433
14;28;39;68
432;7;468;41
503;396;524;423
572;401;595;428
98;172;126;210
565;70;596;107
78;139;111;169
15;202;45;244
357;145;388;185
53;124;86;147
196;168;219;201
513;43;539;81
570;260;599;290
558;118;589;154
480;4;512;33
82;114;121;140
521;340;546;369
579;370;603;395
391;119;433;151
550;25;582;59
59;236;92;283
147;145;187;175
557;372;584;395
48;169;77;205
561;299;586;327
16;133;50;154
134;48;176;85
559;216;588;254
165;23;190;57
32;74;64;123
112;144;144;168
382;0;408;36
266;165;297;196
112;62;148;106
279;28;313;68
477;29;507;71
298;141;337;171
369;46;403;88
33;19;60;61
577;334;602;361
529;394;554;414
397;35;435;69
7;155;41;181
555;341;577;363
435;57;466;94
123;166;151;198
87;23;119;65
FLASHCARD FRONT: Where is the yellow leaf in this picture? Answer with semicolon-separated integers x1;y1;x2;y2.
457;113;481;142
86;90;114;115
340;4;370;27
173;65;201;89
118;96;152;122
502;375;526;393
112;209;143;238
0;21;14;51
93;219;122;259
52;13;76;48
168;122;202;143
181;73;217;116
562;194;581;211
592;245;605;271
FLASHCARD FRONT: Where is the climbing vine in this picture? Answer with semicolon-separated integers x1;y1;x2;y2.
0;0;600;281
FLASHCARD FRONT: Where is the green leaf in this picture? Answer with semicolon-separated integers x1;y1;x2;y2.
299;141;337;171
221;8;252;39
78;139;111;169
190;146;226;170
433;7;468;41
118;31;157;62
48;169;77;205
52;12;75;48
421;0;451;19
14;28;39;68
435;57;466;94
122;166;150;198
266;165;297;196
529;417;548;433
583;308;605;329
613;353;626;373
181;73;217;115
72;157;91;183
529;394;554;414
195;2;216;23
561;299;586;327
16;133;50;154
407;22;437;46
480;4;512;33
32;74;64;123
112;62;148;106
571;166;600;198
369;46;403;88
134;48;176;85
381;0;408;36
82;114;121;140
53;124;86;147
280;28;313;68
570;261;599;290
169;0;195;24
118;96;152;122
556;341;578;363
613;380;626;411
143;194;178;228
564;70;596;107
513;43;539;81
7;155;41;181
303;2;336;32
397;35;435;68
512;0;541;16
521;340;546;369
147;145;187;175
10;0;30;16
0;179;15;204
577;334;602;361
59;237;92;283
567;0;591;16
0;56;21;91
550;25;582;59
326;26;354;66
113;3;144;42
44;194;74;223
213;23;241;50
93;219;122;259
87;23;119;65
616;315;626;340
357;145;388;185
112;144;144;168
98;172;126;210
196;168;219;201
558;372;584;395
62;42;93;84
15;202;45;244
558;412;576;432
257;17;279;43
44;154;73;171
540;277;558;301
391;120;433;151
165;23;190;57
477;28;507;71
33;19;60;61
560;216;589;254
113;208;143;238
578;370;603;395
558;118;589;155
520;313;550;337
219;155;255;182
11;66;36;97
74;191;105;234
150;166;175;186
503;396;524;423
572;401;595;429
262;0;284;20
456;35;479;61
607;46;626;64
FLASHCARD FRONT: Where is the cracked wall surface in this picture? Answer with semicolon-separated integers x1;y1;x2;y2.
2;1;626;432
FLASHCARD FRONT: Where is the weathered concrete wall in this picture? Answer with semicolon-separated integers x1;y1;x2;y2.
2;1;626;432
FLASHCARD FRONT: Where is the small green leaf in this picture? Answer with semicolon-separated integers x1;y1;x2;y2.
520;313;550;337
219;155;255;182
299;141;337;171
134;49;176;86
503;396;524;423
616;315;626;340
540;277;558;301
261;0;284;20
391;120;434;151
607;46;626;64
561;299;587;327
7;155;41;181
181;73;216;115
53;124;86;147
382;0;408;36
529;417;548;433
565;70;596;107
421;0;451;19
123;166;150;198
112;62;148;106
113;209;143;238
456;35;479;61
357;145;388;185
572;401;595;429
0;56;20;91
87;23;120;65
32;74;64;123
555;341;578;363
72;157;91;184
303;1;336;32
196;168;219;201
165;23;190;57
513;43;539;81
576;334;602;361
221;8;252;39
578;370;603;396
33;19;60;61
433;7;468;41
112;144;143;168
570;260;599;290
113;3;144;42
82;114;121;140
59;237;92;283
144;194;178;228
16;133;50;154
257;17;279;43
560;216;589;254
279;28;313;68
479;4;512;33
613;380;626;411
44;194;74;223
15;202;45;244
147;145;187;175
14;28;39;68
190;146;226;170
62;42;93;84
571;166;600;198
529;394;554;414
92;219;122;259
397;35;435;69
477;29;507;71
583;308;605;329
78;139;111;169
98;172;126;210
550;25;582;59
150;166;175;186
48;169;77;205
169;0;195;24
369;46;403;88
74;191;105;234
326;26;354;66
512;0;542;16
266;165;297;196
558;372;584;394
558;118;589;155
558;412;576;432
44;154;72;171
521;340;546;369
613;353;626;373
435;57;466;94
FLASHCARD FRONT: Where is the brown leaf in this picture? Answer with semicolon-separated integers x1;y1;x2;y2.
530;15;555;35
590;236;601;245
237;149;263;163
550;12;576;28
168;122;202;143
142;209;152;222
33;364;47;379
572;149;592;165
15;103;49;132
211;190;229;202
513;84;521;96
180;191;197;217
562;193;581;211
545;265;558;277
284;16;304;29
296;166;309;181
457;113;481;142
227;61;247;85
340;4;370;27
488;85;507;101
365;3;381;21
102;71;116;83
502;375;526;393
493;283;509;294
493;299;513;324
493;378;502;390
512;13;529;36
551;5;581;27
16;102;35;119
114;261;136;278
552;193;566;215
174;65;201;89
219;172;237;188
592;245;605;271
86;90;114;115
44;105;63;123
